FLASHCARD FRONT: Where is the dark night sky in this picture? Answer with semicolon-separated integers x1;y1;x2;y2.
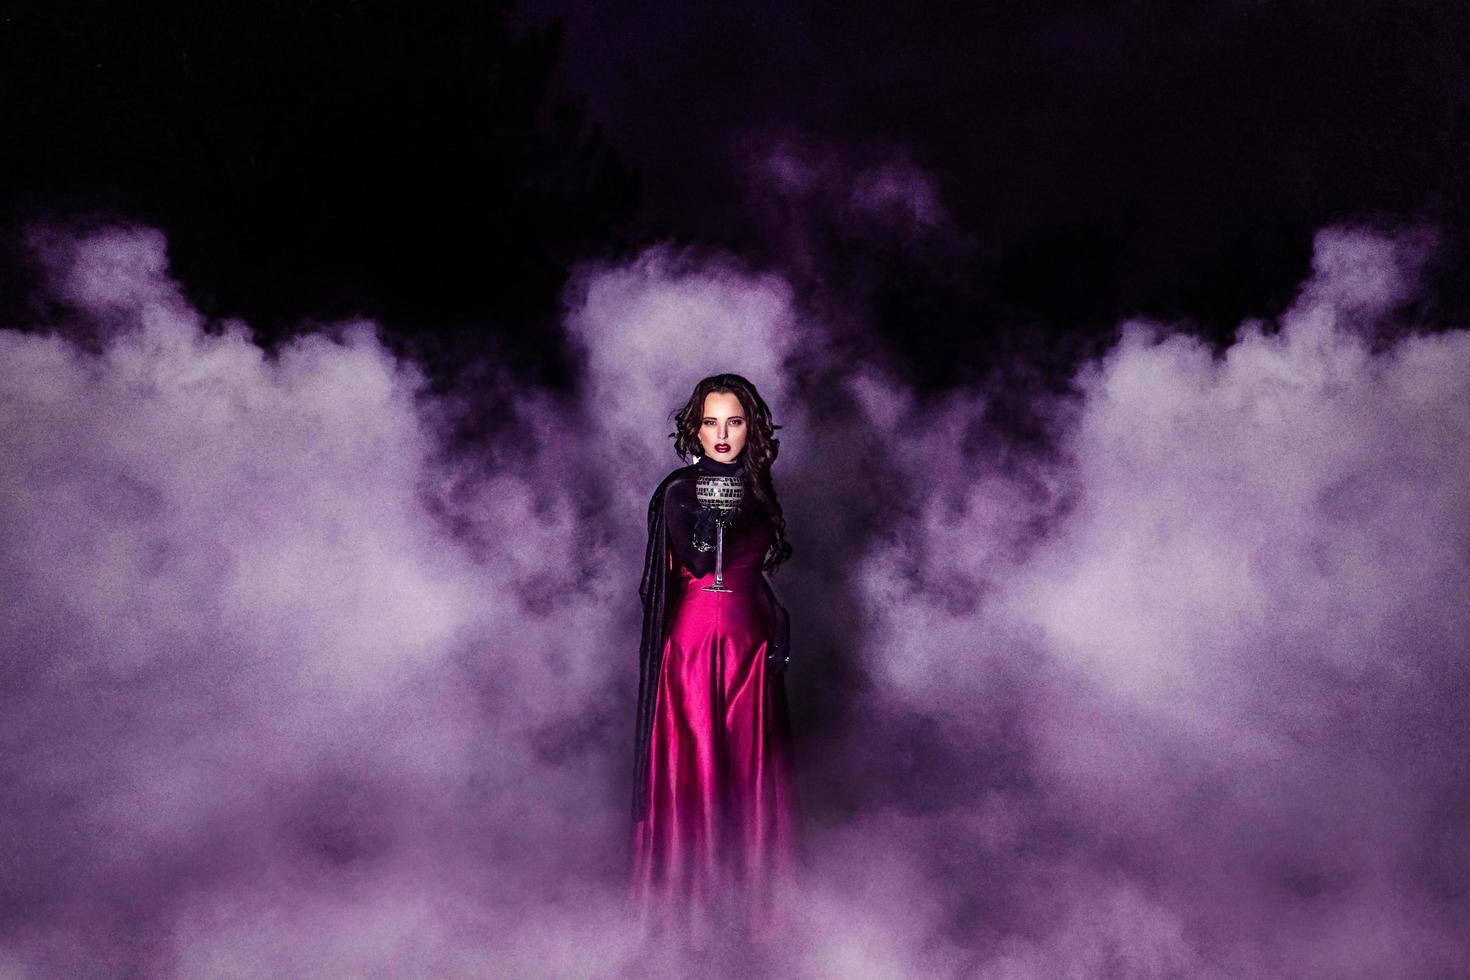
5;0;1470;392
519;1;1470;340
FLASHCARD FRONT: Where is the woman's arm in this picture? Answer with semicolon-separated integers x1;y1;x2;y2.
662;477;716;578
761;572;792;674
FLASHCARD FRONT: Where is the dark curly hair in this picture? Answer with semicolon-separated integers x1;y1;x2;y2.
669;373;792;572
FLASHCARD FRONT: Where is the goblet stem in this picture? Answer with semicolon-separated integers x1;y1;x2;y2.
703;522;732;592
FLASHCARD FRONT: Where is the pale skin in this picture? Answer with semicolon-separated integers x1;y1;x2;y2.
697;391;748;462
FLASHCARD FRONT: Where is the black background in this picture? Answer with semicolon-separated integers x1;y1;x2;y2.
5;0;1468;396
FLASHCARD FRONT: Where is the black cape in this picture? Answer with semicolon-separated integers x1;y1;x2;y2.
633;465;790;823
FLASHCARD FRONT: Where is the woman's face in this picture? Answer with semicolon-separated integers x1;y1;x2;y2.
697;391;747;462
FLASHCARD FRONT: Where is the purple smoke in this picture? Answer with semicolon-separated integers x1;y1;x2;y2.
1;212;1467;977
825;223;1470;977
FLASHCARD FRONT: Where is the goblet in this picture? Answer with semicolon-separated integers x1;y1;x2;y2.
695;474;744;592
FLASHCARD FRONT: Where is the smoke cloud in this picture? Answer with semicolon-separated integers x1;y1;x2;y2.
1;214;1466;978
830;223;1470;977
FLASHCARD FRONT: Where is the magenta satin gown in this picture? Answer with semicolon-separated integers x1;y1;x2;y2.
630;496;800;940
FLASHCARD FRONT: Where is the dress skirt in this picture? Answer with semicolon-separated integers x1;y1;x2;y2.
630;558;800;942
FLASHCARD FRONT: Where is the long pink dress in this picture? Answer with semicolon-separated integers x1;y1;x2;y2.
630;472;800;943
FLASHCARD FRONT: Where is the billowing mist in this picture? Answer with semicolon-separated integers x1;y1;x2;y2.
2;215;1467;978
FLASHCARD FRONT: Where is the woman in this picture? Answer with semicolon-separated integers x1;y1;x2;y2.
631;373;800;942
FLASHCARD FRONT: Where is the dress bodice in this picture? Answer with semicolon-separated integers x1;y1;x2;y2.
662;458;774;589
